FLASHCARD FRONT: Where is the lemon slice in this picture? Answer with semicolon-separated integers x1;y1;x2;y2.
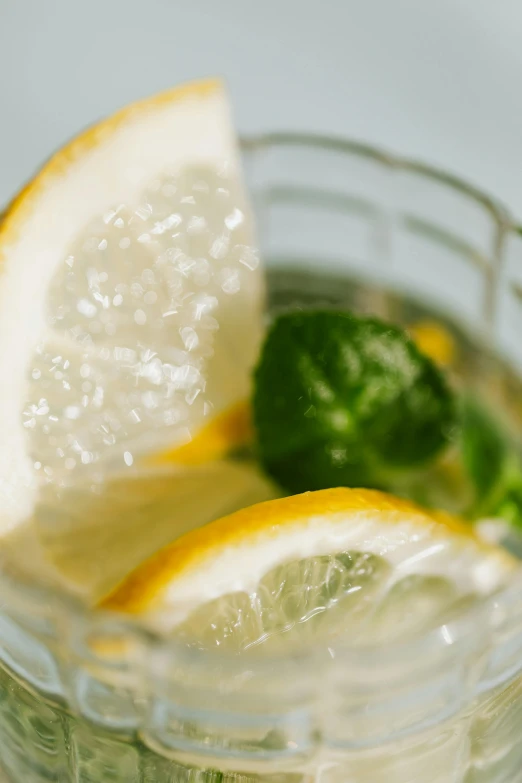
4;459;277;601
409;320;456;367
0;77;263;532
0;79;271;597
103;488;516;650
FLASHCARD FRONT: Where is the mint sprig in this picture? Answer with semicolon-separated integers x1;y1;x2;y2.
253;311;457;494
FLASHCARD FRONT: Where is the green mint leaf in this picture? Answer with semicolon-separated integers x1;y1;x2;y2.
253;310;456;494
461;396;522;526
490;474;522;528
460;397;506;501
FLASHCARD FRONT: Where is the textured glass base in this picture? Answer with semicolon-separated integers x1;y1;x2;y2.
0;663;308;783
3;661;522;783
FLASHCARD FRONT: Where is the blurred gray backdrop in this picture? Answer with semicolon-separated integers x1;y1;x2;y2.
1;0;522;216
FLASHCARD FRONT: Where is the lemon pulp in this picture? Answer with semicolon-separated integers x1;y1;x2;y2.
0;79;272;599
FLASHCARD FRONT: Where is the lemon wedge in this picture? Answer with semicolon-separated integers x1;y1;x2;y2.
4;460;276;601
0;79;270;595
410;320;456;367
102;488;516;649
0;77;263;527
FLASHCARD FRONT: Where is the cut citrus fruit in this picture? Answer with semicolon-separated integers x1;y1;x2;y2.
409;320;456;367
102;488;516;650
0;78;269;599
151;399;252;467
0;78;263;533
5;460;277;601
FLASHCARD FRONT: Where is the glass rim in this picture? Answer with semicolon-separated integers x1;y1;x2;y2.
241;132;516;230
2;132;522;683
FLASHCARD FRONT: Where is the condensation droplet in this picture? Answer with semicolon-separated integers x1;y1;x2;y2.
103;208;118;224
181;326;199;351
77;299;97;318
119;237;131;250
238;246;259;271
218;267;241;295
210;236;229;260
135;204;153;221
225;208;244;230
142;391;159;410
124;451;134;467
93;386;104;407
187;216;207;235
185;387;201;405
114;347;136;362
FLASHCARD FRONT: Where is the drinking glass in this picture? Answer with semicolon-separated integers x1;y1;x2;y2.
2;134;522;783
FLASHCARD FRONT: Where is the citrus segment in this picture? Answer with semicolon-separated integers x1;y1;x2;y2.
0;79;269;608
0;79;263;532
102;488;515;648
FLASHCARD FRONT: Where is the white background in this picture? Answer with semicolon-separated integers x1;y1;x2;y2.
1;0;522;218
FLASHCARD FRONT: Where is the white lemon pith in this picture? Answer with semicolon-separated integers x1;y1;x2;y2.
103;488;515;650
0;79;271;595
